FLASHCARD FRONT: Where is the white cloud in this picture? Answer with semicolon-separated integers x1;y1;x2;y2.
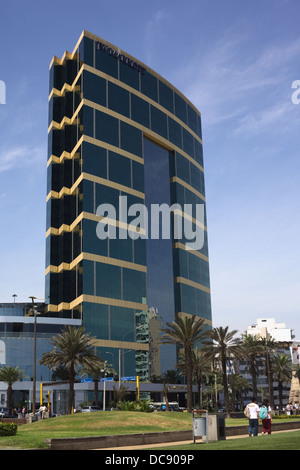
0;144;45;173
177;32;300;131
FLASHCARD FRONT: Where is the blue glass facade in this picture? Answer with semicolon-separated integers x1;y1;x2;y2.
46;31;212;378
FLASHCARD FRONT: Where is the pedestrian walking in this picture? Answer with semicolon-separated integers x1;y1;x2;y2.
260;399;272;435
246;398;260;437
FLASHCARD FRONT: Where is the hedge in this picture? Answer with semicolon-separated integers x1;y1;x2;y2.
0;423;17;436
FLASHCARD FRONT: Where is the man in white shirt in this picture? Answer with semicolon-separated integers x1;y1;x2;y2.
248;398;260;437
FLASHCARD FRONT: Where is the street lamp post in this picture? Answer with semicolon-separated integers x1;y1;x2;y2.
28;296;42;415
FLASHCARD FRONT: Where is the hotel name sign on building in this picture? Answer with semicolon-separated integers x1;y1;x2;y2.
96;41;146;74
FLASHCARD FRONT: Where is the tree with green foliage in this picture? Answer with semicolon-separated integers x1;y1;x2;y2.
161;315;209;412
259;337;277;409
205;326;243;416
272;353;293;410
0;366;26;408
40;326;104;413
241;334;264;401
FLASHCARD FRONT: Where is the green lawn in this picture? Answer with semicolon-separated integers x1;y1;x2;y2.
155;430;300;451
0;412;299;450
0;411;193;449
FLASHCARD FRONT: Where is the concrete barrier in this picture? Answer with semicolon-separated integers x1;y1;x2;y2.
45;430;193;450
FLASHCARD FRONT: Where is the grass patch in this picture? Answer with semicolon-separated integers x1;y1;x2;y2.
0;411;193;449
0;412;299;450
154;430;300;451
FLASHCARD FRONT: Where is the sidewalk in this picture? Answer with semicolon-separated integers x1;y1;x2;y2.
101;427;300;450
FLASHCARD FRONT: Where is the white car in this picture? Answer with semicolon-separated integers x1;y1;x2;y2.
81;406;101;412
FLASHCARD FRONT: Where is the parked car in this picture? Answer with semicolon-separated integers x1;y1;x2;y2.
0;407;10;418
81;406;101;412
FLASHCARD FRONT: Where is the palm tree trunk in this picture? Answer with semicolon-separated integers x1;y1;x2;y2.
7;384;13;409
221;354;230;417
185;347;193;413
69;362;75;414
94;379;99;406
250;360;258;400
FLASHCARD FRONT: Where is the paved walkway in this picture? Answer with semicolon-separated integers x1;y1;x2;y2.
100;427;300;450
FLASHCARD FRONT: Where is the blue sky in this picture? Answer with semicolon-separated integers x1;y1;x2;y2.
0;0;299;338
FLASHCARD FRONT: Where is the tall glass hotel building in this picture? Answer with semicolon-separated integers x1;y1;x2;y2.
46;31;212;380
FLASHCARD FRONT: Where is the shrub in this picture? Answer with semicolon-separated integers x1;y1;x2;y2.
119;400;154;412
0;423;17;436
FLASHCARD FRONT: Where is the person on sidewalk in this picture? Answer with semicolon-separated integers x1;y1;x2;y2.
248;398;260;437
260;399;272;435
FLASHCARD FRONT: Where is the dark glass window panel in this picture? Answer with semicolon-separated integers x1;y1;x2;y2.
83;142;107;179
194;139;203;167
120;121;142;157
176;152;190;184
141;71;158;102
119;61;139;90
187;105;198;134
95;46;118;78
48;96;53;125
64;125;78;153
49;64;54;93
110;306;135;341
130;94;149;128
174;93;187;124
181;283;196;314
95;110;119;147
82;259;95;295
109;151;131;188
80;36;94;67
182;128;194;158
122;268;146;303
82;302;109;339
159;80;174;113
96;263;121;299
108;82;130;117
190;165;202;193
133;237;146;266
83;106;94;138
82;179;94;213
83;218;108;256
168;116;182;149
132;161;144;192
197;115;202;139
63;195;77;226
150;105;168;139
83;70;106;106
109;231;133;263
96;183;119;209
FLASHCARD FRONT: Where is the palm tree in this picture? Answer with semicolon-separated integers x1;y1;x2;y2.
113;384;129;409
228;373;252;411
177;349;212;409
241;334;264;401
205;326;242;417
160;315;209;412
259;337;277;409
40;326;104;413
272;353;293;410
80;363;105;406
0;366;26;409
